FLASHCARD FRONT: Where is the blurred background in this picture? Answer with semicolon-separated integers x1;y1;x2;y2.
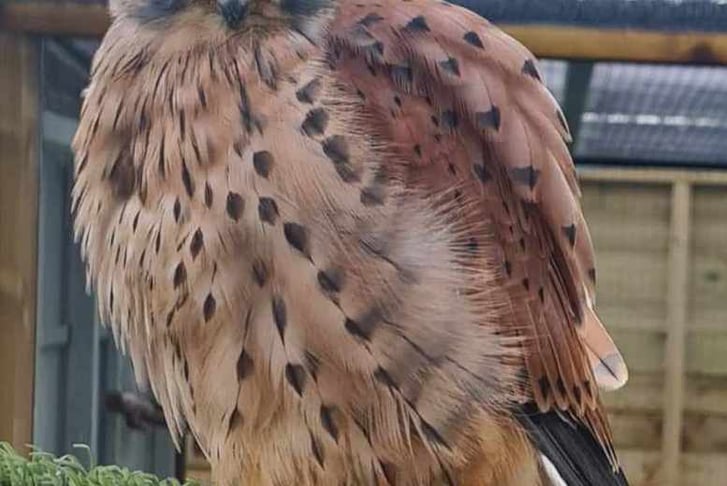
1;0;727;485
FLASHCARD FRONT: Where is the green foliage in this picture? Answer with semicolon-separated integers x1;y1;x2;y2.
0;442;198;486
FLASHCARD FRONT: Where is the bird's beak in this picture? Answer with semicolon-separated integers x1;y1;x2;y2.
217;0;248;29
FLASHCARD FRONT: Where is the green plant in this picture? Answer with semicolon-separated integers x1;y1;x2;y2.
0;442;198;486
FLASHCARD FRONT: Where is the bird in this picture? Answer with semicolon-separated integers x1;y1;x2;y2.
71;0;630;484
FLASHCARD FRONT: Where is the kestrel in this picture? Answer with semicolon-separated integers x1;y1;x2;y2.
72;0;629;484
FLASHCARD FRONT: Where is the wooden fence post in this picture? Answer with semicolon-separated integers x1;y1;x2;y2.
0;32;39;452
660;181;691;485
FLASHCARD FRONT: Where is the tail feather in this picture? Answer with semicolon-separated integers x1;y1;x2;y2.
517;403;630;486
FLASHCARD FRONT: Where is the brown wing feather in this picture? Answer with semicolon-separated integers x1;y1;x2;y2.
329;0;627;460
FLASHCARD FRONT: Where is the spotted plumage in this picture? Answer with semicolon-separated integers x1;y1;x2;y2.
73;0;628;485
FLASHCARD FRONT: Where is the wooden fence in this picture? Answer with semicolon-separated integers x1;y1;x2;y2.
184;168;727;485
580;168;727;486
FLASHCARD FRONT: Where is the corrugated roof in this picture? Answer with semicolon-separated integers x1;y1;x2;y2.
455;0;727;32
536;60;727;166
575;63;727;165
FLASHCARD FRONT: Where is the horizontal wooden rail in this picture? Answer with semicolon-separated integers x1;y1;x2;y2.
501;24;727;65
577;166;727;185
4;3;727;64
0;3;109;37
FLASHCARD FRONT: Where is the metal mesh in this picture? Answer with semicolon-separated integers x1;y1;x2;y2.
456;0;727;32
539;60;569;104
573;63;727;165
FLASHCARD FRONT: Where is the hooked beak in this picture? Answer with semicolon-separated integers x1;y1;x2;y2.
217;0;248;29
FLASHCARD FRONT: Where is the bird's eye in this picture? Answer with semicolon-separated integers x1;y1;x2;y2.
136;0;186;20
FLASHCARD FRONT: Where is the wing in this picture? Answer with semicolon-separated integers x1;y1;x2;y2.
329;0;627;462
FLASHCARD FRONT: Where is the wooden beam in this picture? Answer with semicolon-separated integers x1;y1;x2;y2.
660;181;691;486
501;24;727;65
577;166;727;185
0;32;39;453
0;3;109;37
4;3;727;65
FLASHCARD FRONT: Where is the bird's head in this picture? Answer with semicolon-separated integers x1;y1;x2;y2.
109;0;333;31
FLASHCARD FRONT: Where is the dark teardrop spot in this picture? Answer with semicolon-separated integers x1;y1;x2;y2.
504;260;512;277
236;349;254;381
272;296;287;341
588;267;597;284
285;363;307;396
476;106;501;131
322;135;350;165
302;108;329;136
556;377;567;396
374;367;397;389
381;461;397;485
310;432;325;467
204;182;213;208
539;377;550;400
284;222;309;255
197;86;207;108
132;211;140;232
391;64;413;85
522;278;530;291
522;59;542;81
463;31;484;48
173;262;186;288
420;419;450;449
510;166;540;190
190;228;204;259
258;197;279;225
473;163;490;183
173;198;181;222
252;260;268;287
227;409;243;433
317;268;344;293
253;150;274;178
295;78;321;104
320;405;339;441
181;161;194;197
345;309;380;341
322;135;359;183
345;318;368;341
361;185;385;206
359;12;384;26
538;287;545;302
405;15;429;32
563;224;577;247
203;293;216;322
108;154;136;199
439;57;460;76
226;192;244;221
165;309;176;328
